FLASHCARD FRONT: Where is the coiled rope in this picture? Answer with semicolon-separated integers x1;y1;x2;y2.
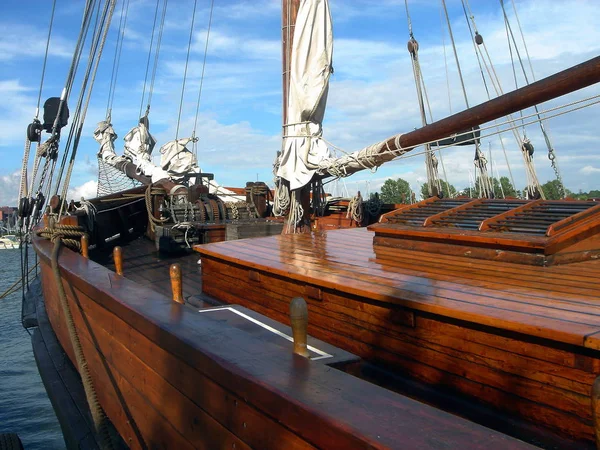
346;193;364;225
145;184;169;232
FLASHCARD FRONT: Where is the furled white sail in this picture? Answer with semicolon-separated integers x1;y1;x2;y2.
94;120;119;162
275;0;333;191
159;137;198;176
123;120;156;162
122;120;170;182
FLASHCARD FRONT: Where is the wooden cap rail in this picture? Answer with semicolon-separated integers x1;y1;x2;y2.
289;297;309;357
113;246;123;276
170;263;185;304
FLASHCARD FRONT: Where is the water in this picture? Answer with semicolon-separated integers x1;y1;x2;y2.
0;248;65;449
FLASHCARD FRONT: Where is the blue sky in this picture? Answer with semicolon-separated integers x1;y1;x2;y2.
1;0;599;205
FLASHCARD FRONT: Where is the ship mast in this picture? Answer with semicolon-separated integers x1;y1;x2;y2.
278;0;311;233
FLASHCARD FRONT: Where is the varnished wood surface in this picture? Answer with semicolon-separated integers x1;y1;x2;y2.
196;227;600;349
93;237;211;306
33;233;537;449
196;227;600;444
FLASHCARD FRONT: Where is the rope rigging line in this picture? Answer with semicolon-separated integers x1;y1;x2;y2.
59;0;118;217
404;0;443;197
147;0;168;114
500;0;564;196
461;0;522;196
19;0;59;207
54;0;116;203
36;0;58;118
191;0;215;160
441;0;492;198
106;0;131;118
439;4;452;114
48;0;101;192
138;0;168;118
25;0;98;232
175;0;199;141
510;0;535;81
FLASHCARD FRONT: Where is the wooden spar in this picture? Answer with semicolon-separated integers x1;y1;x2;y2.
282;0;311;233
319;55;600;179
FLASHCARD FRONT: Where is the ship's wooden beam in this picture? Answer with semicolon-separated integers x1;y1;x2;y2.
320;55;600;179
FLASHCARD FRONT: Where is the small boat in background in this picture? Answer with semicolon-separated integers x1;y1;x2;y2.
0;235;19;250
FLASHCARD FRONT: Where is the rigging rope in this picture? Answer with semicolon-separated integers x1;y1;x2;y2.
36;0;58;118
139;0;168;118
106;0;130;118
147;0;168;114
175;0;199;140
191;0;215;160
500;0;564;196
441;0;492;198
404;0;442;197
461;0;521;195
25;0;97;232
439;5;452;114
56;0;117;212
52;0;103;198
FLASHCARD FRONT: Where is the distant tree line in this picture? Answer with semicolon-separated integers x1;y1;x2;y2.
375;177;599;204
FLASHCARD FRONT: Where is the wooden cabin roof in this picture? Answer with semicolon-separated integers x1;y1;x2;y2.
195;227;600;350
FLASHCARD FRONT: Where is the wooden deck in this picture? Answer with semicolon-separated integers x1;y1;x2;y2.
196;227;600;446
93;237;217;308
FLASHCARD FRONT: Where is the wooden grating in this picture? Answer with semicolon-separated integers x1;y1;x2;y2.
369;198;600;265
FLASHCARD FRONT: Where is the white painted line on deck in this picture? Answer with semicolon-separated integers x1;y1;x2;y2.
198;306;333;360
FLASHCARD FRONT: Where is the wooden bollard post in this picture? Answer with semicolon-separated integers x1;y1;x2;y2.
290;297;310;358
170;264;184;304
81;235;89;259
113;246;123;276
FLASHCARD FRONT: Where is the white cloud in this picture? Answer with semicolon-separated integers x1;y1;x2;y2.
0;22;73;62
580;166;600;175
67;180;98;201
0;171;21;206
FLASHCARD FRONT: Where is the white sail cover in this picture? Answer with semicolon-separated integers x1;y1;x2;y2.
276;0;333;191
94;120;119;162
122;121;171;182
160;137;198;175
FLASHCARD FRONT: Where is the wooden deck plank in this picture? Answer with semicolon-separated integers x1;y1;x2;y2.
195;229;600;347
200;240;600;328
260;234;600;305
199;228;600;301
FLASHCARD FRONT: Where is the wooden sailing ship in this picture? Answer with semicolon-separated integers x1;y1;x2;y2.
17;0;600;449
